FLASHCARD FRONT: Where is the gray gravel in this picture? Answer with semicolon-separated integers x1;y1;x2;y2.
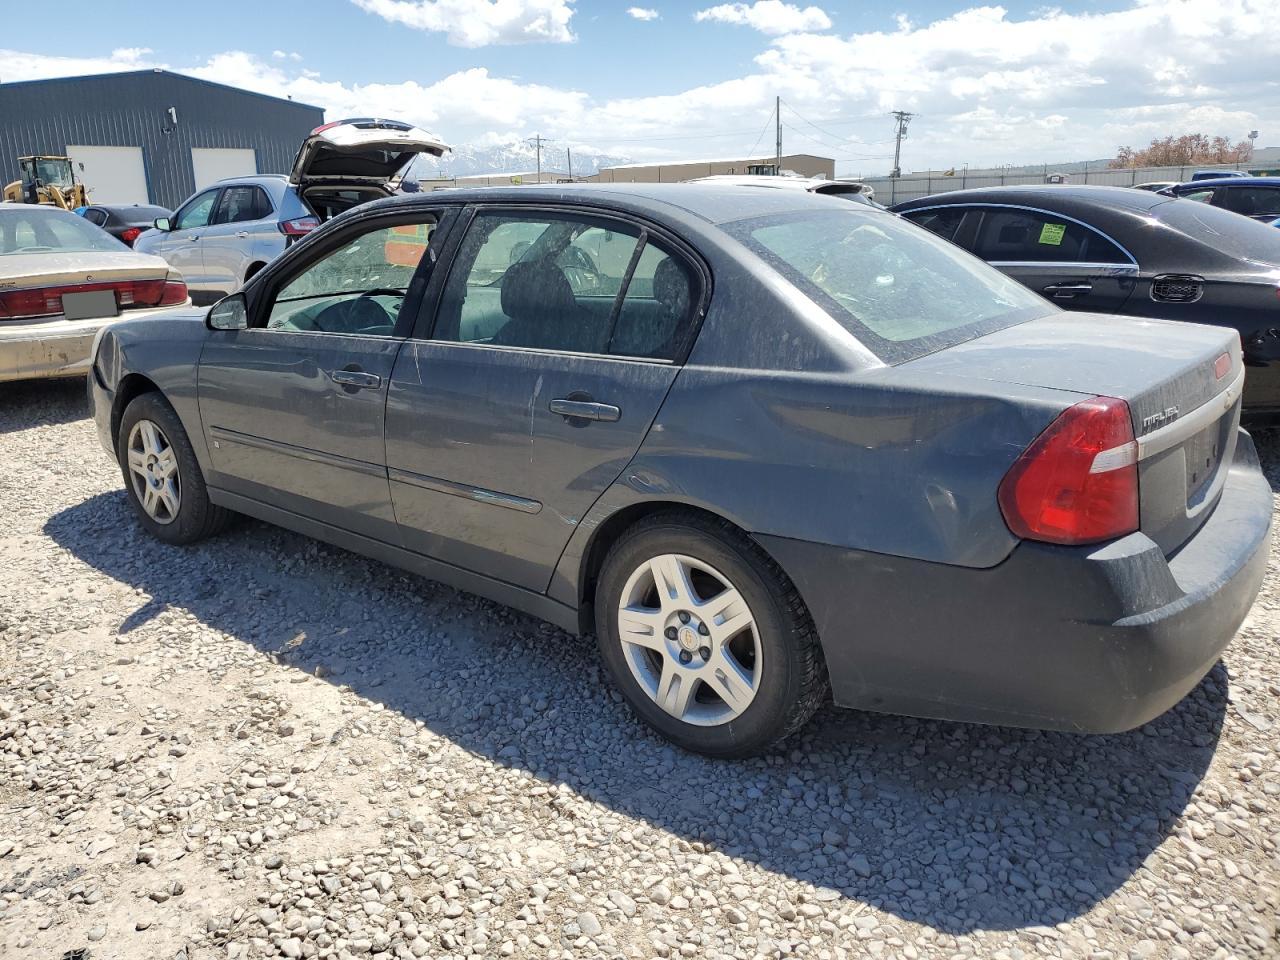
1;377;1278;960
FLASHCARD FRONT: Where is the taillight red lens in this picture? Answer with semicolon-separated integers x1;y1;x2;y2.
158;280;188;305
0;278;189;319
120;227;143;246
279;217;320;236
998;396;1139;546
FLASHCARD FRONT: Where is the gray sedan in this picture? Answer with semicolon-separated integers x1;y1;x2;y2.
88;184;1272;757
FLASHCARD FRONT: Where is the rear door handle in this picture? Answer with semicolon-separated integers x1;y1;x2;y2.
549;398;621;422
187;235;200;241
1043;282;1092;299
235;231;249;239
330;369;382;389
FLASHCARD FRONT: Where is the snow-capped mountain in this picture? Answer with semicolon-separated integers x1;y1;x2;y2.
411;140;631;179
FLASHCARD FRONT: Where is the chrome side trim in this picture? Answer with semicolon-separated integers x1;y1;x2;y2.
988;261;1139;275
207;425;386;478
388;466;542;515
1136;368;1244;461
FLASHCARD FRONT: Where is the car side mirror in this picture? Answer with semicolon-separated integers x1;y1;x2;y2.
154;217;171;231
207;294;248;331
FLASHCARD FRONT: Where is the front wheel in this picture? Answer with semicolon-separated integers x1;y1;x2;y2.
595;513;827;758
117;392;232;545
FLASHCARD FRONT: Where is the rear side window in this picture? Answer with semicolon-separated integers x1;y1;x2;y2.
971;208;1130;264
1221;186;1280;218
724;208;1049;364
83;208;108;227
432;211;696;360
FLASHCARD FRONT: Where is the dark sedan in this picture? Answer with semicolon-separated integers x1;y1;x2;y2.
79;204;173;247
1164;176;1280;223
892;185;1280;417
88;185;1271;757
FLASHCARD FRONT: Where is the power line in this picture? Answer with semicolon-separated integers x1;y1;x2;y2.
781;101;897;147
746;104;776;160
779;121;894;160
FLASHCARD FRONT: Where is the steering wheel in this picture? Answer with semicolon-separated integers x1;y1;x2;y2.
312;291;398;333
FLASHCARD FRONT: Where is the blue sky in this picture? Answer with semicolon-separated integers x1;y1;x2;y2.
0;0;1271;175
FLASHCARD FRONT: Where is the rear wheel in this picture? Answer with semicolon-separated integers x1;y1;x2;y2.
117;392;232;545
595;513;827;758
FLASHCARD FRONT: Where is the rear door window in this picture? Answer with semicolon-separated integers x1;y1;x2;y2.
971;207;1129;264
214;186;270;225
902;207;967;244
432;210;696;360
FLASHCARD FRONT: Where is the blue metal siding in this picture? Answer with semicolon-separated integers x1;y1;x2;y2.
0;70;324;208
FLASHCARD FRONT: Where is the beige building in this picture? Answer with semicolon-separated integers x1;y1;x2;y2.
417;170;573;191
589;153;834;183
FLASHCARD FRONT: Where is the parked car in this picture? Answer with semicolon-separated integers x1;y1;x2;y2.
89;184;1271;757
1162;176;1280;223
0;204;188;382
135;118;449;304
78;204;172;246
1132;181;1179;192
1189;169;1251;181
686;174;877;204
891;185;1280;417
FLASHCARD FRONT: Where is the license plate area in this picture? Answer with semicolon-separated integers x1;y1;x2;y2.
1184;418;1225;507
61;289;119;321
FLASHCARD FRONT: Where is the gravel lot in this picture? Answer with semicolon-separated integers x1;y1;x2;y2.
1;378;1278;960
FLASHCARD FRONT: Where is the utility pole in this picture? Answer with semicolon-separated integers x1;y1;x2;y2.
567;146;573;181
775;96;782;175
527;134;544;182
890;110;913;179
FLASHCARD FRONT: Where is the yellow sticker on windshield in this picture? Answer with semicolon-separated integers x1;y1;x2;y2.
1038;223;1066;245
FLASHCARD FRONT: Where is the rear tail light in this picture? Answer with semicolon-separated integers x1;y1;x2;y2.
0;278;188;319
120;227;143;246
279;217;320;237
998;396;1139;546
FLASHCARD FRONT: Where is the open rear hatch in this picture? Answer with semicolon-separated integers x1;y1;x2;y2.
289;118;450;219
906;312;1245;554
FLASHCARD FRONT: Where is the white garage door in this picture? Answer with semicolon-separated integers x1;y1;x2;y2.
191;148;258;190
65;145;149;205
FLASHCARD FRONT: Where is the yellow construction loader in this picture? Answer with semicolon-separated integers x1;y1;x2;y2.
3;156;90;209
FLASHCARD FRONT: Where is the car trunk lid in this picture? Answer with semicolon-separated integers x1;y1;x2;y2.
905;311;1243;554
288;118;450;190
0;250;176;322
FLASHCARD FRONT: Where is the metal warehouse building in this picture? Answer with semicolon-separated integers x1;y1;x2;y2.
0;69;323;209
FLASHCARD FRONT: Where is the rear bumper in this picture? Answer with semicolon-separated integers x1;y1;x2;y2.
0;304;190;383
759;429;1273;733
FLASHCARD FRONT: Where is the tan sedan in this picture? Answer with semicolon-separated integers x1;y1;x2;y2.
1;204;189;382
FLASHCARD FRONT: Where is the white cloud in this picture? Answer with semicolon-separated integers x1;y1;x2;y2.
271;50;303;61
627;7;660;20
0;0;1272;174
350;0;575;46
695;1;831;35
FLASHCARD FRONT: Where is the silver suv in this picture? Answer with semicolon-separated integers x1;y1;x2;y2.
135;119;449;304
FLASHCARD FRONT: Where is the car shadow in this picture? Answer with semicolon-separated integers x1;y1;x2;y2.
45;491;1227;935
0;378;88;434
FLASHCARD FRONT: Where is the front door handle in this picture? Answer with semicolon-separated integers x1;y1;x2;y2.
187;235;200;241
1043;282;1092;299
235;231;249;239
549;398;621;422
329;369;382;390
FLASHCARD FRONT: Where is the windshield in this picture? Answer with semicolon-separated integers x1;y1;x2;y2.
0;208;127;255
27;159;75;191
725;208;1051;363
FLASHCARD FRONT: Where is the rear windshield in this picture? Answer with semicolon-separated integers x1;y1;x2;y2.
724;208;1050;363
0;208;126;255
1150;197;1280;262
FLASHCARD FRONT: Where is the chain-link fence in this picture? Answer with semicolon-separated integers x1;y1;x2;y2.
865;161;1263;205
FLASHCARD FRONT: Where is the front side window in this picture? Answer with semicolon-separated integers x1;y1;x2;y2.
971;208;1129;264
264;220;435;336
904;207;967;244
433;211;695;360
1178;188;1215;204
725;207;1050;364
175;190;218;231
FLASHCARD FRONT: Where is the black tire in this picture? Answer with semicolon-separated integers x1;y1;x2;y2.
594;512;827;758
116;391;233;545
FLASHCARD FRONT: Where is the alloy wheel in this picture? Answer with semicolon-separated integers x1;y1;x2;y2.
616;553;761;726
126;419;181;525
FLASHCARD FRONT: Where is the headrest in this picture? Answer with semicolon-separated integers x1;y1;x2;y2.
500;259;576;320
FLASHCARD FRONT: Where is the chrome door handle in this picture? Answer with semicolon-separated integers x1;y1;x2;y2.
235;231;249;239
330;369;382;389
1043;282;1092;299
549;398;621;422
187;235;200;241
